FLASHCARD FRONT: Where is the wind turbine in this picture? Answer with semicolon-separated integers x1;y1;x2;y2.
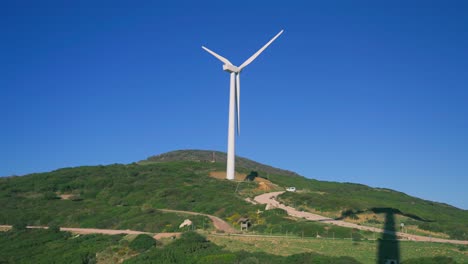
202;30;284;180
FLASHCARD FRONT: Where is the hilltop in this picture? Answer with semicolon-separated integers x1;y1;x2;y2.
142;149;299;177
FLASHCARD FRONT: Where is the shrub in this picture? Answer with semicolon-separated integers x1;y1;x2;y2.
457;245;467;251
179;231;208;243
245;171;258;181
80;252;97;264
12;221;27;231
129;234;156;252
199;253;236;263
43;191;59;200
48;223;61;233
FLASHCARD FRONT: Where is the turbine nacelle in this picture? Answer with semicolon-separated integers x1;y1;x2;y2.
223;64;240;73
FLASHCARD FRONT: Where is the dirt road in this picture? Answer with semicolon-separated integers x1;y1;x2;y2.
0;208;237;238
159;209;238;233
0;225;185;240
254;191;468;245
0;225;154;235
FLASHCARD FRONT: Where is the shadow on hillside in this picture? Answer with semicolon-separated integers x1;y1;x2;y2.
334;207;433;222
370;207;433;223
376;208;400;264
322;207;438;263
322;207;403;263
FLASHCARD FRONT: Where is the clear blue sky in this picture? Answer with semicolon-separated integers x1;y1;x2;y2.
1;1;467;209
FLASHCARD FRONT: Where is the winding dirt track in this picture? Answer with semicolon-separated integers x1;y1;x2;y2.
254;191;468;245
0;209;237;239
0;225;153;235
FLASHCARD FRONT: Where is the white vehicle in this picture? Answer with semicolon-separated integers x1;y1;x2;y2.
286;187;296;192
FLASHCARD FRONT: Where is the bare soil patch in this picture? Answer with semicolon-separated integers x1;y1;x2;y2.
254;177;279;192
59;194;74;200
209;171;246;181
209;171;279;192
0;225;11;231
154;232;182;240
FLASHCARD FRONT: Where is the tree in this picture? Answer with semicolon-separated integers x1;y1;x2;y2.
48;223;60;233
12;221;27;231
129;234;156;252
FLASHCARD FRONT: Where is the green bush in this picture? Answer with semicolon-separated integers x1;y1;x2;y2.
199;253;237;263
48;222;61;233
43;191;59;200
80;252;97;264
129;234;156;252
457;245;467;251
12;221;27;231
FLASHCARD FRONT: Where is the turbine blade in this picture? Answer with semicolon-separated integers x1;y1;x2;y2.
202;46;233;65
236;73;240;135
239;30;284;70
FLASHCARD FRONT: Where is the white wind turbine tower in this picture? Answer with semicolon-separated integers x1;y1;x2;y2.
202;30;284;180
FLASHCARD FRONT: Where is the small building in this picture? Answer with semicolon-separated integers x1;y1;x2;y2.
286;187;296;192
237;217;251;231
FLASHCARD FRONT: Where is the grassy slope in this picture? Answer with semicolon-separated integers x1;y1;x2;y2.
1;149;467;240
0;149;467;262
0;161;240;232
0;160;360;239
0;229;124;264
206;234;468;264
144;150;468;240
0;230;363;264
1;229;465;264
272;175;468;240
123;231;361;264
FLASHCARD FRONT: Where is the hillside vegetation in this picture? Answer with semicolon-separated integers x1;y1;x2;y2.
2;228;466;264
0;158;355;239
1;149;467;241
271;175;468;240
0;228;124;264
0;229;364;264
145;150;467;240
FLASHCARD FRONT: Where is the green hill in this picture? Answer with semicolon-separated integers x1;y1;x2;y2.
0;157;354;239
0;149;467;241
